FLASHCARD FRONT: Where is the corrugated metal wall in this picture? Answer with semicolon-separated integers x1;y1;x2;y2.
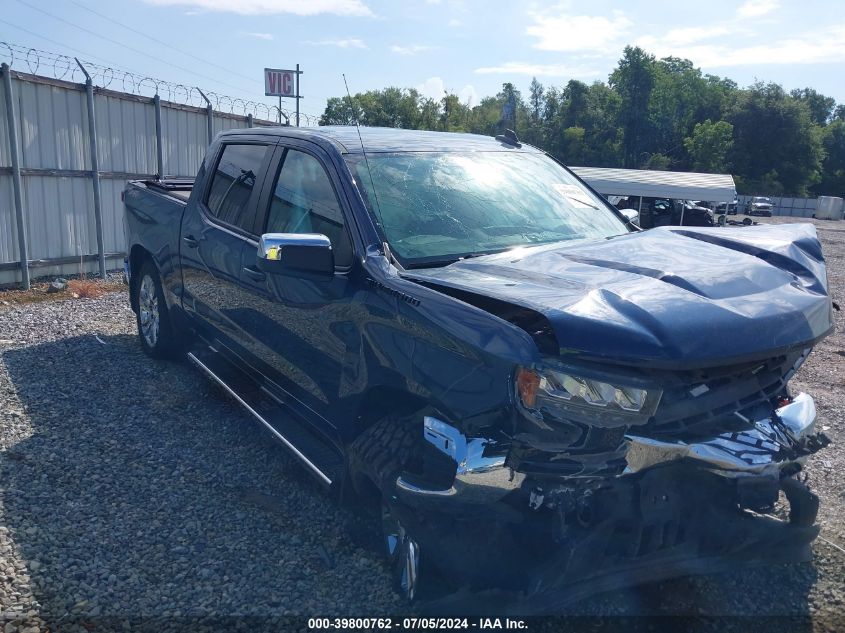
0;69;274;286
737;195;820;217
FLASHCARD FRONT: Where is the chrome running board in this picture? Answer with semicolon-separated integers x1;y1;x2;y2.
187;350;335;486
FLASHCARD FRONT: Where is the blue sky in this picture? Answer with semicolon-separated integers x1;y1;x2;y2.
2;0;844;123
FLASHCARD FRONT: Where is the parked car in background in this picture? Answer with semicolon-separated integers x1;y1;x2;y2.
123;126;831;608
716;197;739;215
746;196;774;216
639;198;714;228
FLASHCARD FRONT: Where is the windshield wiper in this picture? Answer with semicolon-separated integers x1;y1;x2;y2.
404;250;500;270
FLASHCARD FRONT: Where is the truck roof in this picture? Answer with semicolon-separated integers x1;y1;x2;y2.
217;125;542;154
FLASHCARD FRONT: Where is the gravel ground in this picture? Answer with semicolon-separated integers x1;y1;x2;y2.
0;216;843;632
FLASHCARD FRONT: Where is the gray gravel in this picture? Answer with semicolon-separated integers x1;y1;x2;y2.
0;293;402;631
0;216;844;631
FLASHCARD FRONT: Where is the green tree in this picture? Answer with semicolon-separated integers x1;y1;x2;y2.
815;120;845;197
319;88;436;128
580;82;623;167
559;126;586;164
319;96;357;126
728;82;824;194
790;88;836;126
440;93;470;131
528;77;544;122
316;50;837;194
684;119;734;172
642;153;672;170
609;46;657;168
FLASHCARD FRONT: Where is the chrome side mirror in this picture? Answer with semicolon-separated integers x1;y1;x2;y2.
257;233;334;278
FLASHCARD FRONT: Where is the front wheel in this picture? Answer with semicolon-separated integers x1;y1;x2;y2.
382;502;421;601
349;416;426;601
135;260;180;359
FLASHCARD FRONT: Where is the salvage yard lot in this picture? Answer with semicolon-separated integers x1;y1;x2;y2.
0;216;843;631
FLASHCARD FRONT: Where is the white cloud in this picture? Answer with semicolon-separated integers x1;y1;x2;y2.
661;25;733;46
415;77;478;107
737;0;780;17
458;84;477;107
305;38;368;48
474;61;602;78
241;32;274;40
390;44;434;55
416;76;446;100
526;8;632;52
639;23;845;68
447;18;462;27
144;0;374;17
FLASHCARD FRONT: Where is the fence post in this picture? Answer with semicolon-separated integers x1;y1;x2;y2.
75;59;107;280
247;113;253;128
153;92;164;178
153;93;164;178
1;63;30;289
197;88;213;146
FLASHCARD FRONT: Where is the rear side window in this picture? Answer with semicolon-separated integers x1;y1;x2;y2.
205;144;269;233
265;149;353;267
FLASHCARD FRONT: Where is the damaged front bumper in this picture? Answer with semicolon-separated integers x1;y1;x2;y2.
625;392;826;477
396;392;828;505
392;394;830;609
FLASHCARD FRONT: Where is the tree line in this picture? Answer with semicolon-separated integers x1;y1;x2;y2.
319;46;845;198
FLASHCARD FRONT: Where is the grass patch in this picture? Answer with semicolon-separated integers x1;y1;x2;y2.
0;277;126;309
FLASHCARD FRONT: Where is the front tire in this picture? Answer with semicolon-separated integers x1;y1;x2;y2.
349;417;424;601
135;260;179;359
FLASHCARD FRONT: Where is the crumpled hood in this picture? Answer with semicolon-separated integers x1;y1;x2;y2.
403;224;832;367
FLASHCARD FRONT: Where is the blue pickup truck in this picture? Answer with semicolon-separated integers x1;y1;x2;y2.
124;126;832;608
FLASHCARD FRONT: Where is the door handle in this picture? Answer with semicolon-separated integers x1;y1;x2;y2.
242;266;266;282
182;235;199;248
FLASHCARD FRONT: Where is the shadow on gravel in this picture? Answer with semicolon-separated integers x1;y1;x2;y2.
0;333;820;627
0;333;391;621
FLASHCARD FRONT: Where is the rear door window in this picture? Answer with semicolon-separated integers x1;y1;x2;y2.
205;143;270;234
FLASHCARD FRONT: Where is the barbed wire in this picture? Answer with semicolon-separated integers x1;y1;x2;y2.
0;41;320;126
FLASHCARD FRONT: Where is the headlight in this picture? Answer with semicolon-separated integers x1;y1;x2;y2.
516;366;662;427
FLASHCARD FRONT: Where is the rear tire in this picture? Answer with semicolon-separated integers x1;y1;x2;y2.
134;260;180;359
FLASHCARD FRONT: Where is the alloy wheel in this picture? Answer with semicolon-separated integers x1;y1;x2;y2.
138;274;160;348
382;503;420;601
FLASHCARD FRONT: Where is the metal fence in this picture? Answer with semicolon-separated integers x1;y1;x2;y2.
737;195;820;218
0;61;279;288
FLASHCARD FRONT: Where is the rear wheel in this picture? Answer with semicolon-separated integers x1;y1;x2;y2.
135;260;180;359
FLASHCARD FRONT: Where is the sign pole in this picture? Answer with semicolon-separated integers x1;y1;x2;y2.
295;63;300;127
264;66;300;126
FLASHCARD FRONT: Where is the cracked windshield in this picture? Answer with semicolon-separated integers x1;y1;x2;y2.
347;152;628;265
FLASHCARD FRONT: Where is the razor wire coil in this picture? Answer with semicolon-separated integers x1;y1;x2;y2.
1;41;319;125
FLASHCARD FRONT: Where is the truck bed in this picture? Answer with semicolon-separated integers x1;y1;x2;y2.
124;178;195;292
140;178;195;203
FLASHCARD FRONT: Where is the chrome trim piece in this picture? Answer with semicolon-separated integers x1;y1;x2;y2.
187;351;333;486
258;233;331;260
624;393;818;477
396;416;525;502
